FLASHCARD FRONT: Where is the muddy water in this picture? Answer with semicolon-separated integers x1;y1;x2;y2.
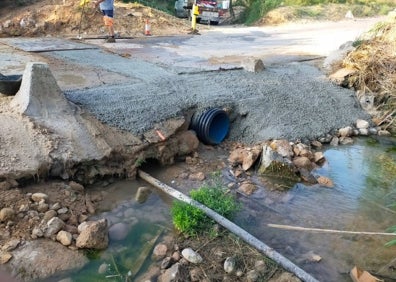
66;137;396;282
234;137;396;282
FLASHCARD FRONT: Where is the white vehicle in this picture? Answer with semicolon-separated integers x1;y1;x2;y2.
174;0;226;25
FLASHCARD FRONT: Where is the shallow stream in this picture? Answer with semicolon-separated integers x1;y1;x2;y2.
67;136;396;282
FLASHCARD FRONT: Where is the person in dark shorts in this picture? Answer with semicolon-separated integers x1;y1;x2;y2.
93;0;115;42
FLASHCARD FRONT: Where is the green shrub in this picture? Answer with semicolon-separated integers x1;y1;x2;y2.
171;183;240;236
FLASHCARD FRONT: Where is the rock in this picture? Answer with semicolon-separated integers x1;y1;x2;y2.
76;219;109;249
224;256;236;273
181;248;203;264
378;129;391;136
258;143;299;182
310;140;322;149
153;243;168;260
188;172;205;181
43;209;58;222
135;186;152;203
270;140;293;158
242;58;265;73
316;176;334;188
98;262;108;274
2;239;20;252
32;227;44;238
50;202;61;210
56;230;73;246
338;126;353;137
158;262;182;282
292;156;313;170
0;251;12;264
228;145;262;171
0;208;15;222
328;68;356;86
161;256;173;269
177;130;199;155
359;128;369;136
69;181;85;193
5;240;89;281
268;272;301;282
368;127;378;135
301;251;322;263
45;217;65;238
313;152;325;164
57;207;69;214
339;137;354;145
299;168;317;184
330;136;339;146
109;222;131;241
247;269;259;282
318;134;333;144
37;202;49;212
356;119;369;129
238;181;257;195
31;192;48;203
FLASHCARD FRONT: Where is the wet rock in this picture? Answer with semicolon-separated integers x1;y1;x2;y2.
177;130;199;155
153;243;168;260
98;262;108;274
310;140;322;149
300;251;322;263
299;168;317;184
109;222;131;241
292;143;308;157
188;172;205;181
45;217;65;238
258;143;299;182
181;248;203;264
330;136;339;146
76;219;109;249
314;152;325;164
268;272;301;282
369;127;378;135
31;192;48;203
338;126;353;137
293;156;313;170
316;176;334;188
238;181;257;196
6;240;89;281
0;251;12;264
0;208;15;222
224;256;236;273
339;137;354;145
378;129;391;136
356;119;369;129
135;186;152;203
318;134;333;144
56;230;73;246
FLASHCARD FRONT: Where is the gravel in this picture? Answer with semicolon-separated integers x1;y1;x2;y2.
60;49;370;145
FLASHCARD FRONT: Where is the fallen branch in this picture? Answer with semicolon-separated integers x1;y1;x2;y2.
267;224;396;236
138;170;319;282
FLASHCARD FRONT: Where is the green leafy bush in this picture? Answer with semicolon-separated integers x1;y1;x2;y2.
171;184;240;236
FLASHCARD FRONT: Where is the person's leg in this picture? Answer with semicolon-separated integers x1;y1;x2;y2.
102;10;115;41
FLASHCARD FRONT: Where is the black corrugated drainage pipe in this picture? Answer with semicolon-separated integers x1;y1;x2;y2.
189;108;230;145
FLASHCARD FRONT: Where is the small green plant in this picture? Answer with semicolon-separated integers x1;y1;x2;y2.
385;225;396;247
134;158;146;167
171;183;240;236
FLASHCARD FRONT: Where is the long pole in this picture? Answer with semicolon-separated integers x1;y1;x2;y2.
137;170;320;282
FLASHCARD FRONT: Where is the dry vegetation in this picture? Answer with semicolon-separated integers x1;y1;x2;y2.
343;13;396;133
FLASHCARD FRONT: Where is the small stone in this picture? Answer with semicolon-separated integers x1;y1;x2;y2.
356;119;369;129
181;248;203;264
339;137;354;145
69;181;85;193
135;186;152;203
338;126;353;137
160;256;173;269
0;251;12;264
313;152;325;164
188;172;206;181
43;210;58;222
0;208;15;222
172;251;181;262
98;263;108;274
330;136;339;146
378;130;391;136
31;192;48;203
37;202;49;213
224;256;236;273
316;176;334;188
238;181;257;196
50;202;61;210
2;239;20;252
56;230;73;246
153;243;168;260
57;207;69;214
45;217;65;237
292;156;313;170
359;128;369;136
310;140;322;149
32;227;44;238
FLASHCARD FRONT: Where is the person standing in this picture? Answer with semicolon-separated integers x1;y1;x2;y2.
93;0;116;42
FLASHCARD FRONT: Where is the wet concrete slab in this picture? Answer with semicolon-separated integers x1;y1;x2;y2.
0;37;98;52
